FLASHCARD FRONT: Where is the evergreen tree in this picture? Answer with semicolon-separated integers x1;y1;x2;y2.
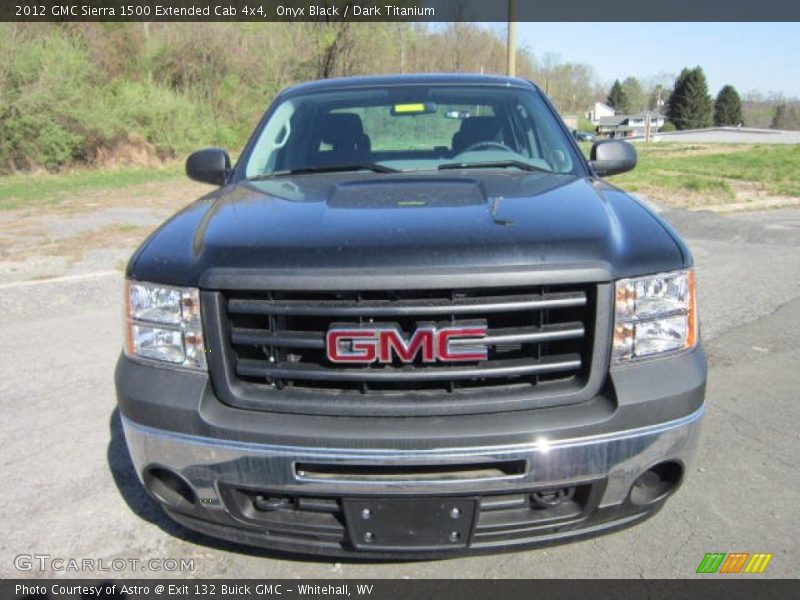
666;67;713;130
606;80;630;114
714;85;744;126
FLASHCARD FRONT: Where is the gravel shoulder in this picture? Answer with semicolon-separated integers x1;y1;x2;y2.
0;177;205;283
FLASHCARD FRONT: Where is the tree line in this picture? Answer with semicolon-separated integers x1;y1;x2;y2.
605;67;800;131
0;22;612;173
0;22;797;174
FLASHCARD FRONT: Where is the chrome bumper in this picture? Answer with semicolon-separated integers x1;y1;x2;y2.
121;405;703;509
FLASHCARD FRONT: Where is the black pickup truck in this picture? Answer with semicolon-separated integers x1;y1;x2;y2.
115;74;705;558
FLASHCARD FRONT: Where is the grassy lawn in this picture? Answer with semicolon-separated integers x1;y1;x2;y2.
0;163;185;210
586;143;800;206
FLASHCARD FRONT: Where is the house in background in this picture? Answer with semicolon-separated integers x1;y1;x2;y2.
587;101;664;138
596;115;632;138
595;111;665;139
587;102;615;123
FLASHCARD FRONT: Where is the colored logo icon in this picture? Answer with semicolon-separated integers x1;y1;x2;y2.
696;552;773;574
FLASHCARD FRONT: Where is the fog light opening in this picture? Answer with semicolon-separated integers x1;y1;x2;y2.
629;461;683;506
143;466;197;510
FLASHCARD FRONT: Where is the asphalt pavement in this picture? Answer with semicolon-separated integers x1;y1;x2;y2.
1;207;798;579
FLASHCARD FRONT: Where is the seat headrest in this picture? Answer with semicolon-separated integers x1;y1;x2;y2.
319;113;365;146
457;116;502;141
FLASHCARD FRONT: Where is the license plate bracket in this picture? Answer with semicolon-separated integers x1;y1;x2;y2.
342;497;476;551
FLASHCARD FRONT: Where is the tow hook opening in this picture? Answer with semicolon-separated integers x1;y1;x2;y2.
143;466;197;510
531;486;576;509
629;461;683;506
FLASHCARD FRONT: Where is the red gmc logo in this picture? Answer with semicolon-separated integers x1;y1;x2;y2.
326;324;488;364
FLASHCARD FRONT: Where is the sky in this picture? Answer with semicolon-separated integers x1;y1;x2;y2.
514;22;800;98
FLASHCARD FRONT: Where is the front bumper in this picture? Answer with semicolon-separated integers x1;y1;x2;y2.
117;339;706;558
118;345;705;558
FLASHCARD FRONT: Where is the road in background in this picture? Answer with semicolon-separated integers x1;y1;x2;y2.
651;127;800;145
1;207;798;578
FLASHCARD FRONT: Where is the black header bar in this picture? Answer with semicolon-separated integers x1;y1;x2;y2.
3;0;800;22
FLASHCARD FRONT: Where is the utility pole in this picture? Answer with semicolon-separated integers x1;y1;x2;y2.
507;0;517;77
399;26;406;74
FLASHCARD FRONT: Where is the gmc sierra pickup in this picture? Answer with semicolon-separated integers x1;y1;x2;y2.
115;74;706;558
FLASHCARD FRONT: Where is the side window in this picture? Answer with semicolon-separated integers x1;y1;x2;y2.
514;98;574;173
512;103;540;160
245;100;296;178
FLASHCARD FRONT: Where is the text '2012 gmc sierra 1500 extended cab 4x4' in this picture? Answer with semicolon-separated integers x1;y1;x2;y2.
115;74;706;559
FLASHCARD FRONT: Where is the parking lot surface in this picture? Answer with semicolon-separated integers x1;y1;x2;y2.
1;206;798;578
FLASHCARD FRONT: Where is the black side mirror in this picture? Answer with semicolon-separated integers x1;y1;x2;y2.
186;148;231;186
589;140;637;177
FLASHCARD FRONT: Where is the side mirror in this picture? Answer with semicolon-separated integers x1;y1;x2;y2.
589;140;637;177
186;148;231;186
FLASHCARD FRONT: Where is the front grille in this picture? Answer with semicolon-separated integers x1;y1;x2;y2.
212;283;599;415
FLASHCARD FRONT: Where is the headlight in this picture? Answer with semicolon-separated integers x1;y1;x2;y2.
613;269;697;362
124;281;207;370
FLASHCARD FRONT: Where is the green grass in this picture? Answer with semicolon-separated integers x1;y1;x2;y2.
591;143;800;201
0;163;184;209
679;175;734;196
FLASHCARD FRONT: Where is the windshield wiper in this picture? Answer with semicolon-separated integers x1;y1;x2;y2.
438;160;550;173
251;163;399;179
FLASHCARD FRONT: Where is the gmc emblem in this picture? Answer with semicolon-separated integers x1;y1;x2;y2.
326;324;488;364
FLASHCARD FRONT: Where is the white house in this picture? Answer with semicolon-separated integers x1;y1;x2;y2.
595;111;665;138
586;102;616;124
625;112;666;134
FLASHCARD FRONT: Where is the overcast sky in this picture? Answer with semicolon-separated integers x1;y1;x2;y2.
514;22;800;98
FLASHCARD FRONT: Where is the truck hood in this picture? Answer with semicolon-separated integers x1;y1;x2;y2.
128;171;687;287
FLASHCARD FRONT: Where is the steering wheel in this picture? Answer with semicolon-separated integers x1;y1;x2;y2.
459;140;516;154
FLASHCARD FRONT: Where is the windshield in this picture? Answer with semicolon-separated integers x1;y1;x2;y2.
243;84;583;178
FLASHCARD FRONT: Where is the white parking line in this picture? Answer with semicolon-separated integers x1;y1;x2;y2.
0;270;121;290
